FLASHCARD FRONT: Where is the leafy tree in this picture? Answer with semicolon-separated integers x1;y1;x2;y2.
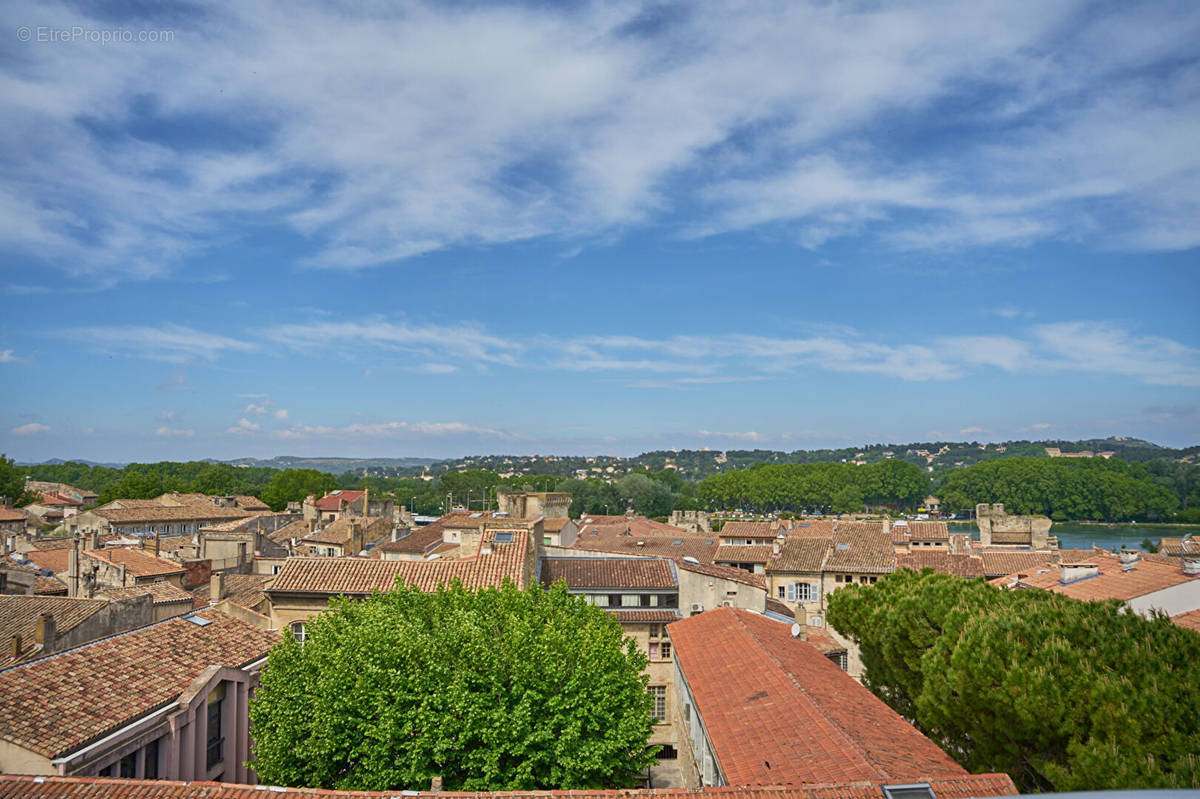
555;478;622;517
250;580;657;791
260;468;340;511
616;473;675;517
827;570;1200;792
831;484;864;514
0;454;37;506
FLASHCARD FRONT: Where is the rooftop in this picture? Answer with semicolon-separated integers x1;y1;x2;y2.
0;611;278;759
668;607;972;786
997;552;1199;601
0;774;1018;799
0;596;108;665
769;537;831;573
83;547;186;578
99;581;195;606
539;557;676;590
311;489;365;511
823;526;895;574
714;544;774;564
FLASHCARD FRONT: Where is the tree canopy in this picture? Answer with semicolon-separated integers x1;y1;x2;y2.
935;457;1179;521
0;454;37;506
249;580;658;791
697;460;929;512
826;569;1200;792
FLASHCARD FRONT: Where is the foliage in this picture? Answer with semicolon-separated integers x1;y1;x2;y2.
555;478;622;518
249;580;657;791
615;473;676;517
260;468;342;511
827;570;1200;792
935;457;1179;521
0;454;38;505
697;460;928;512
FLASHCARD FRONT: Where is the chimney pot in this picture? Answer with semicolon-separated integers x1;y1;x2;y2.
35;612;55;650
211;572;226;602
431;777;442;793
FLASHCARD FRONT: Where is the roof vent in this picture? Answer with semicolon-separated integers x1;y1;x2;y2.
427;553;443;561
186;615;212;627
1060;563;1100;584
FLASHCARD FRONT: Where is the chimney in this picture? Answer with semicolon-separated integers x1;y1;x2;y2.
119;563;128;587
68;536;80;598
1059;563;1100;584
9;634;21;658
211;572;226;602
430;777;443;793
89;530;99;551
481;539;494;556
35;613;56;650
772;534;784;556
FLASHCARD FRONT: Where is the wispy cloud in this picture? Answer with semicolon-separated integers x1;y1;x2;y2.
261;320;520;366
0;349;15;363
273;420;513;440
60;324;256;363
226;418;261;435
11;422;49;435
3;1;1198;284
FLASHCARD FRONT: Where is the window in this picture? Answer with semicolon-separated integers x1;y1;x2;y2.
777;586;786;599
272;565;281;575
543;536;552;545
144;738;159;780
206;696;223;770
621;594;640;607
290;621;307;646
99;764;114;777
882;784;937;799
649;642;659;659
648;624;661;639
119;752;136;778
785;583;816;602
649;685;667;722
659;641;672;660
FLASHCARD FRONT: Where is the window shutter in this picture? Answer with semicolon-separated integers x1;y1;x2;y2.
785;584;795;602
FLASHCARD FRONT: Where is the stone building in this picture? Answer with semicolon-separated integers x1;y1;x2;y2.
975;503;1053;548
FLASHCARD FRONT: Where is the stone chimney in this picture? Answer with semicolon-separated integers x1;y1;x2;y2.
211;572;226;602
88;530;100;551
430;777;442;793
35;612;56;650
119;563;128;587
68;535;81;598
1059;563;1100;584
10;634;21;659
772;534;784;556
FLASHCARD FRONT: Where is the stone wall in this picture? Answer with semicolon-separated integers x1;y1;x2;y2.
976;503;1053;548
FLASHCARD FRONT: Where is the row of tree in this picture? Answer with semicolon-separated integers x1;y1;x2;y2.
695;460;930;513
827;570;1200;791
935;457;1181;521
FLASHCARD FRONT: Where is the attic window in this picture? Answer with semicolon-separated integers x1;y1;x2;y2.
836;543;850;550
493;532;514;543
882;784;936;799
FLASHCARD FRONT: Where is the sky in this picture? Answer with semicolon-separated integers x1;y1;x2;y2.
1;0;1198;463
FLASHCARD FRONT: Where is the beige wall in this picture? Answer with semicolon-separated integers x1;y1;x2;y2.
675;569;765;615
0;738;55;775
764;571;823;623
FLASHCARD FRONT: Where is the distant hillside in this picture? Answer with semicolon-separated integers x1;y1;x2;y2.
221;455;441;474
16;457;127;469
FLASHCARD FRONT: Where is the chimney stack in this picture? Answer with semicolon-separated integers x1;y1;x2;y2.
35;612;56;651
88;530;99;551
10;634;21;659
430;777;443;793
68;535;81;598
211;572;226;602
119;563;128;587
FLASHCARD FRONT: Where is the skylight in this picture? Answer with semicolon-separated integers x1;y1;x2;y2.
882;784;936;799
493;531;514;543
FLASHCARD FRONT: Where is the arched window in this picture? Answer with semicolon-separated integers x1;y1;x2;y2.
289;621;307;646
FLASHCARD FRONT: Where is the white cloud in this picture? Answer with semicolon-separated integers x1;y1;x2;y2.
11;422;49;435
959;426;988;435
60;324;255;363
3;1;1198;285
696;430;765;442
154;426;194;438
273;420;511;440
274;409;288;420
1032;322;1200;387
227;418;262;435
262;320;519;366
244;403;270;415
0;349;15;363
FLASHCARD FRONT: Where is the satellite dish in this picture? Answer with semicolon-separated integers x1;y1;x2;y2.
790;623;802;638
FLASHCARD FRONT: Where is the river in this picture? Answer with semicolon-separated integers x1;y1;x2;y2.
947;522;1200;552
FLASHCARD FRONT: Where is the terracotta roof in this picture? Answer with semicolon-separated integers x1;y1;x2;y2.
28;536;116;551
0;774;1018;799
1000;552;1198;602
232;495;270;511
719;521;779;539
304;516;392;547
764;598;795;619
374;526;441;555
895;552;985;579
676;559;767;589
907;521;949;540
714;544;774;564
1159;537;1200;556
90;504;250;524
802;625;847;657
1173;608;1200;633
99;582;194;606
266;518;310;545
23;548;72;575
83;548;186;578
0;507;25;522
36;493;81;507
0;596;108;665
769;537;832;573
540;558;676;590
543;517;572;532
267;531;530;595
668;608;971;786
312;490;365;511
194;574;274;611
607;609;681;623
573;518;719;564
784;519;837;538
823;527;896;574
0;611;279;758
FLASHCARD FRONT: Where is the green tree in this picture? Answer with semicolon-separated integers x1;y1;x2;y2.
827;570;1200;792
250;580;658;791
831;484;865;514
259;468;341;511
0;454;37;506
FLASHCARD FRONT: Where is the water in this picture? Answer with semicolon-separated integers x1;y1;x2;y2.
947;522;1200;552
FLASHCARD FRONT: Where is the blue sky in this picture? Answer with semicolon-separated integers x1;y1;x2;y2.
1;0;1198;462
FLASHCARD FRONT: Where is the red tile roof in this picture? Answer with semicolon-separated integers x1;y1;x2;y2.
573;517;719;564
267;530;530;595
668;607;971;786
540;557;676;590
374;526;442;556
0;507;25;522
83;547;186;578
0;596;109;665
714;544;774;564
1173;608;1200;633
676;559;767;589
784;519;837;538
99;581;195;606
0;774;1018;799
998;552;1198;601
823;527;895;574
769;537;832;573
608;609;681;623
719;521;780;539
312;490;365;511
0;611;278;758
895;552;985;579
23;548;72;575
